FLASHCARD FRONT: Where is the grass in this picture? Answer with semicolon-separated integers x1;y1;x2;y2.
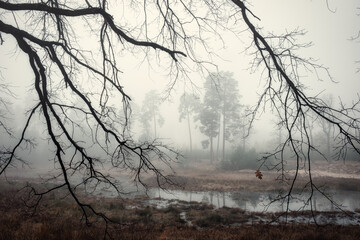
1;179;360;239
1;217;360;240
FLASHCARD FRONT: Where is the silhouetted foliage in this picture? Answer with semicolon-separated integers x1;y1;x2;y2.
220;147;259;170
140;90;164;139
197;72;242;162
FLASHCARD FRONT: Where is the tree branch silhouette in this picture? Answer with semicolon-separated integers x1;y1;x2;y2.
0;0;359;232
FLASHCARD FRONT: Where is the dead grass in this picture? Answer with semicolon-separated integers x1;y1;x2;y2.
1;169;360;240
144;160;360;192
1;215;360;240
1;183;359;240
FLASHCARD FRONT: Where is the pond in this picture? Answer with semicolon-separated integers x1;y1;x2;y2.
145;188;360;212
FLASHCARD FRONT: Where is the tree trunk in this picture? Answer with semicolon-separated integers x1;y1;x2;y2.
242;123;246;150
278;126;282;146
216;114;221;161
210;136;214;164
153;113;157;138
308;123;313;144
222;112;226;161
326;131;330;157
321;121;332;158
222;85;226;161
186;110;193;154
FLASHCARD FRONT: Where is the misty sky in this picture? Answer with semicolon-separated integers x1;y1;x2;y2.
0;1;359;152
119;0;360;149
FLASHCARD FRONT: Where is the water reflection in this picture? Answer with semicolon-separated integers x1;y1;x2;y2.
147;188;360;212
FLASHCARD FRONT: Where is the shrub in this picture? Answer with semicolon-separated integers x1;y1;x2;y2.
135;207;153;223
195;213;223;227
220;147;259;170
108;202;125;211
162;205;180;214
178;148;209;168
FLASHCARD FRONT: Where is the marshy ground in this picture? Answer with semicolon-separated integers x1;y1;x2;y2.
1;160;360;239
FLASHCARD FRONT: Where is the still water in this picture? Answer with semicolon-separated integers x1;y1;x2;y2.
145;188;360;212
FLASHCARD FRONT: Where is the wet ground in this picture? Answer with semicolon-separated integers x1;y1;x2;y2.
1;159;360;234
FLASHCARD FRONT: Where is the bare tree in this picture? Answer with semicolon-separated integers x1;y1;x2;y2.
231;1;360;219
0;0;186;230
0;0;359;229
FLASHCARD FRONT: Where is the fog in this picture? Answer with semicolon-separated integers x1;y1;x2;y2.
0;4;360;239
118;0;360;154
0;1;360;226
0;1;359;169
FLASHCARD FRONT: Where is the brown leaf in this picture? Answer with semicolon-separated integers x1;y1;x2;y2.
255;169;263;180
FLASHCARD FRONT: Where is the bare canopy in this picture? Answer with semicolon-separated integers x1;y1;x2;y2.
1;0;359;227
